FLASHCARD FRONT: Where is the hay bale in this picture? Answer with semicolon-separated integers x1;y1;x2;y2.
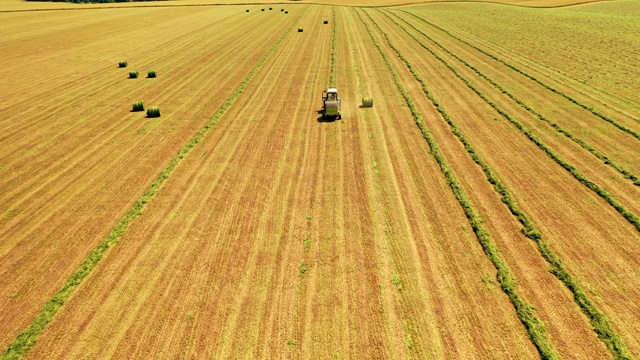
118;61;127;68
298;28;303;32
323;20;328;24
147;106;161;118
285;11;288;14
362;97;374;108
246;9;249;12
129;71;138;79
132;101;144;112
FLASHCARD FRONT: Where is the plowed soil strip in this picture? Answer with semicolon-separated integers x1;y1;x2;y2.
0;10;304;359
357;8;558;359
374;8;632;359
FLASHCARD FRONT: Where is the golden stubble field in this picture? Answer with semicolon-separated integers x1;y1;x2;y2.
0;0;639;359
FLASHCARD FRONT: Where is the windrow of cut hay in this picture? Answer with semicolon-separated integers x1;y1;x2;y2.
388;11;639;187
382;11;640;235
402;11;640;143
357;9;558;360
0;11;306;360
377;9;633;360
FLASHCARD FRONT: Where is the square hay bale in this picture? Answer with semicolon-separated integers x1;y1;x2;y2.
362;97;374;108
132;101;144;112
147;106;161;118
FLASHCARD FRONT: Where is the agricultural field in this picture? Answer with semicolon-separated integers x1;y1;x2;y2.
0;0;639;358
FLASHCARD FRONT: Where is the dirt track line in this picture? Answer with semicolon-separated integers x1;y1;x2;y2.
386;11;640;188
378;9;635;360
399;10;640;144
357;8;558;360
385;10;640;234
0;10;305;360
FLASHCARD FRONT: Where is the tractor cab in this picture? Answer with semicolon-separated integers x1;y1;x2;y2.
322;88;341;119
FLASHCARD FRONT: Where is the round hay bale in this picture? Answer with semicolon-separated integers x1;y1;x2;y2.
362;97;374;108
285;11;288;13
246;9;249;12
298;28;303;32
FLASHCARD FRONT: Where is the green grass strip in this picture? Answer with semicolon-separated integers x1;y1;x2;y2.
389;11;639;187
400;10;640;143
385;10;640;235
329;6;337;88
380;9;634;359
0;11;306;360
357;9;558;360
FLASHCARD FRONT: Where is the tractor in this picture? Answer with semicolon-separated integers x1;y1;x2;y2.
321;88;341;120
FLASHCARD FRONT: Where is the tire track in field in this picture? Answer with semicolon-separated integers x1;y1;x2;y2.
399;10;640;143
380;11;640;234
357;9;558;360
386;11;640;187
0;10;304;359
375;9;633;360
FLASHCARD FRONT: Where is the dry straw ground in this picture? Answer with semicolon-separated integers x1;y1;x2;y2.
0;0;638;359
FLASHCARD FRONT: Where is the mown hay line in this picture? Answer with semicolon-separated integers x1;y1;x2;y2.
399;10;640;143
358;9;558;360
389;12;639;187
0;10;307;360
380;9;634;360
384;10;640;235
435;21;640;126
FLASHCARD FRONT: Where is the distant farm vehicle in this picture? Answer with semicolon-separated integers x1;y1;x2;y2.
322;88;341;120
362;97;373;107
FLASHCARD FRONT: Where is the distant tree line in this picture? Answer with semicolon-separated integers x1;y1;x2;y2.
26;0;159;3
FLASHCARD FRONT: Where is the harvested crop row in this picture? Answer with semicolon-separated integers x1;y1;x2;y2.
383;11;639;187
0;8;304;357
401;10;640;143
366;8;640;357
400;3;640;117
357;9;558;360
427;18;640;126
385;10;640;234
375;9;633;359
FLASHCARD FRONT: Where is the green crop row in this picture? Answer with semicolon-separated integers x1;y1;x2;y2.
387;10;640;234
357;9;558;360
386;12;639;187
0;12;306;360
400;10;640;142
329;7;337;88
453;28;640;126
380;9;633;359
